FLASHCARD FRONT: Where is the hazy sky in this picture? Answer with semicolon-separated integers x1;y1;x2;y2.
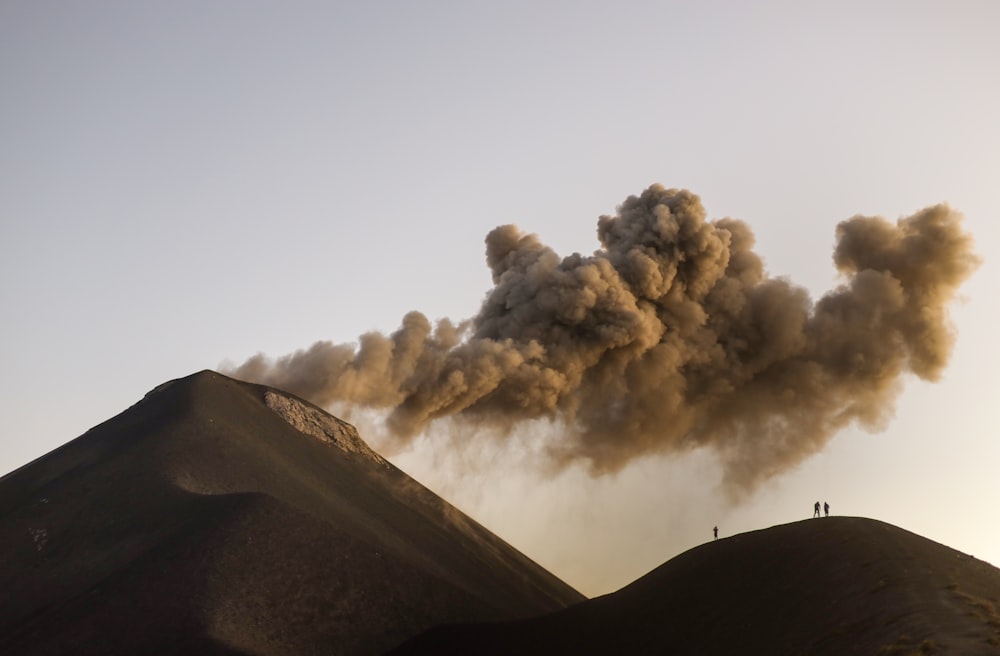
2;1;998;596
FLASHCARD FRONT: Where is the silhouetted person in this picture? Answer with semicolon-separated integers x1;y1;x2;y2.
713;526;718;540
813;501;821;518
824;502;830;517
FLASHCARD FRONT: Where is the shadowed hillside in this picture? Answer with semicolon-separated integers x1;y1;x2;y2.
4;371;997;655
0;371;583;656
390;517;1000;655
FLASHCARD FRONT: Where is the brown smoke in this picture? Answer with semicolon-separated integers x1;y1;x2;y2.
228;185;979;491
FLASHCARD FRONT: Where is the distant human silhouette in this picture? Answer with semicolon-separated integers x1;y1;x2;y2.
813;501;821;518
713;526;718;540
824;502;830;517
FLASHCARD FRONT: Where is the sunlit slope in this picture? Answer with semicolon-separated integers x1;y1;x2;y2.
391;517;1000;655
0;370;583;656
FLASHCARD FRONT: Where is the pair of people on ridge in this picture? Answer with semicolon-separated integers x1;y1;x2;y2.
813;501;830;517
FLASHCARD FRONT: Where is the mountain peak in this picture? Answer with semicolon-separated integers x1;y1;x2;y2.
0;370;582;656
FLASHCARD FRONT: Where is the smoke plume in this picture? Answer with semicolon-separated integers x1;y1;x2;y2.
228;185;979;491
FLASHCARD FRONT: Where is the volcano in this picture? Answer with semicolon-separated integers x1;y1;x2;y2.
0;370;583;655
3;371;998;655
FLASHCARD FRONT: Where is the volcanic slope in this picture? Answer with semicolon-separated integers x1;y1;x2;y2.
391;517;1000;655
0;370;583;656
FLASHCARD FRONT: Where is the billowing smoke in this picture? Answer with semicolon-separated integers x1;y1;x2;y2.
228;185;979;491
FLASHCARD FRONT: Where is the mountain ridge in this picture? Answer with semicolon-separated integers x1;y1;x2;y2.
391;516;1000;655
0;370;582;656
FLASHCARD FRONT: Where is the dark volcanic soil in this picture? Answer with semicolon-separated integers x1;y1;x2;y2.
0;370;583;656
390;517;1000;656
5;371;998;655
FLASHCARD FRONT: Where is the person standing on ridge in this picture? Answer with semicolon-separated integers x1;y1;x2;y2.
713;526;718;540
824;502;830;517
813;501;821;518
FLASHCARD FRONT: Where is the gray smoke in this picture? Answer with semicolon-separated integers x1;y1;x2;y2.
228;185;979;491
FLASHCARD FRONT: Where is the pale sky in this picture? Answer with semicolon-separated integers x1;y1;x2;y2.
2;1;998;596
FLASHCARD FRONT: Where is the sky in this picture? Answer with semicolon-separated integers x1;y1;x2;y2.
2;1;998;597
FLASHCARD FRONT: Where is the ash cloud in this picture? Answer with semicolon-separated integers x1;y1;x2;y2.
228;185;979;491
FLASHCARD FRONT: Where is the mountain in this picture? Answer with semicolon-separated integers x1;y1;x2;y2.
0;370;583;656
390;517;1000;655
6;371;998;656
